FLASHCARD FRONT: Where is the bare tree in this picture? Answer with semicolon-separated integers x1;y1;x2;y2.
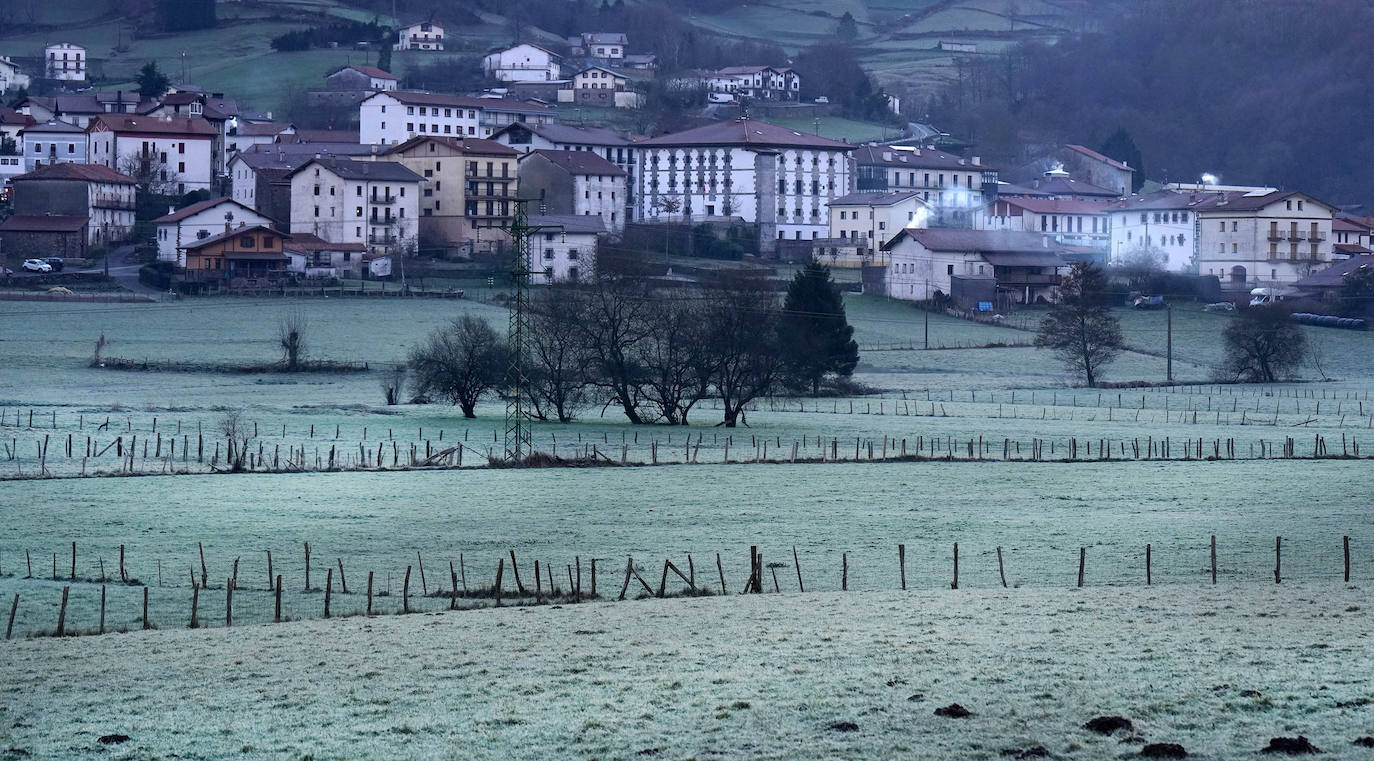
381;364;407;405
635;294;712;424
1219;305;1306;383
573;276;656;424
278;310;308;371
408;315;507;418
703;280;784;427
117;153;183;196
527;286;593;423
219;411;253;473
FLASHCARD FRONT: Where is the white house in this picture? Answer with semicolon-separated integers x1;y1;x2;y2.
44;43;86;81
528;214;602;284
1107;190;1201;272
1192;190;1335;290
359;91;556;145
287;157;422;256
86;114;217;193
1332;217;1374;258
881;227;1064;306
635;118;855;252
8;162;137;246
282;232;372;279
20;120;87;173
152;197;274;266
568;33;627;61
0;57;30;92
562;67;642;109
814;190;927;268
687;66;800;102
396;22;444;51
979;197;1111;254
324;65;397;92
483;43;562;83
517;149;627;234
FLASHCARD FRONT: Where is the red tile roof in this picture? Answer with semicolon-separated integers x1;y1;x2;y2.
523;149;624;176
88;114;217;136
329;65;396;80
1065;144;1133;172
638;118;852;150
152;198;257;224
0;214;89;233
11;162;136;185
283;232;367;252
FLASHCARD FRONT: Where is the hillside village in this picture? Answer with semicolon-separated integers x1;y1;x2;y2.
0;3;1370;312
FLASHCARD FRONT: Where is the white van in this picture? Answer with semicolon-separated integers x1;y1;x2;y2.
1248;287;1290;306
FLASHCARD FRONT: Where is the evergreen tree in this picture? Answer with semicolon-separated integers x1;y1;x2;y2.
836;11;858;42
1034;262;1124;386
377;40;393;74
136;61;170;98
1098;127;1145;192
780;262;859;395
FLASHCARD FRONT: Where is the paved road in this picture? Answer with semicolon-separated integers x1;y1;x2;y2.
80;245;164;296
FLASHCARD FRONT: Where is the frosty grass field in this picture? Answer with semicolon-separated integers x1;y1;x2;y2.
1;295;1373;759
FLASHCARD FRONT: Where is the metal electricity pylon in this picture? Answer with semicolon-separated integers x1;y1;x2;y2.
496;200;559;463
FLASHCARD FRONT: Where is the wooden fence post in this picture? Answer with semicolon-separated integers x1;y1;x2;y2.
402;566;412;613
793;546;804;593
449;562;459;609
508;550;526;594
1077;547;1085;587
56;586;69;636
5;593;17;640
190;583;200;628
493;558;504;606
898;544;906;590
534;559;543;603
1210;535;1217;584
70;542;76;580
417;552;427;595
1146;543;1152;586
266;550;273;591
842;552;848;591
366;571;373;616
119;544;127;583
1345;536;1351;583
591;558;597;597
225;578;233;627
275;574;283;622
716;553;726;595
337;558;348;594
996;547;1007;588
619;556;633;601
1274;536;1281;583
951;542;959;590
198;542;207;590
99;585;106;634
303;542;311;591
142;587;150;629
324;568;333;618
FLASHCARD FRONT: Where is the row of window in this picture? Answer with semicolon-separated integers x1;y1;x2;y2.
1138;211;1190;224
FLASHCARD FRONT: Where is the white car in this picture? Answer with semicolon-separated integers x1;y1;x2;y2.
22;259;52;273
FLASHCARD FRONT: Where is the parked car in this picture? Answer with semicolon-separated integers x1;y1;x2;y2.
43;257;64;272
21;259;51;273
1248;287;1290;306
1132;295;1165;309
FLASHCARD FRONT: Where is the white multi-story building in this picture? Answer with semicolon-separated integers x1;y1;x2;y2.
87;114;217;193
359;91;557;145
1193;190;1335;289
827;191;927;245
396;22;444;51
528;214;602;284
9;162;137;246
568;33;627;61
21;120;87;173
979;197;1111;254
482;43;562;83
44;43;86;81
152;197;273;266
287;157;422;256
0;57;30;92
517;149;627;234
635;118;854;252
1107;190;1201;272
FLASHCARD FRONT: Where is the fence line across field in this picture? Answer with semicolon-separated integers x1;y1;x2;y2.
0;534;1363;640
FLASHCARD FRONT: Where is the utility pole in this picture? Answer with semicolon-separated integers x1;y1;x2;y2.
495;200;558;463
1166;304;1173;383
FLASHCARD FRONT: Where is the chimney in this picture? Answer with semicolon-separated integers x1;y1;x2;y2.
971;156;980;166
882;151;892;161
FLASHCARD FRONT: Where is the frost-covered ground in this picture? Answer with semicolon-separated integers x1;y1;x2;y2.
2;583;1372;760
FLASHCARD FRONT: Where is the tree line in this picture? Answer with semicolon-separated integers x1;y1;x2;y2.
406;264;859;427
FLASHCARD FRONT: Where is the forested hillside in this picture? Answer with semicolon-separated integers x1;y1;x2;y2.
925;0;1373;205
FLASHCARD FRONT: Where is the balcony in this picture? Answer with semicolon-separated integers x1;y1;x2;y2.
370;194;397;205
367;234;396;245
91;195;135;210
1310;232;1327;241
1267;231;1285;241
994;271;1061;287
1288;230;1306;241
